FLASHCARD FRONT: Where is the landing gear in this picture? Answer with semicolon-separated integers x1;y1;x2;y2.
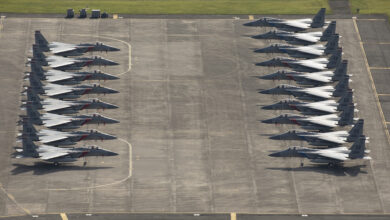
327;162;336;168
300;158;304;167
83;161;87;166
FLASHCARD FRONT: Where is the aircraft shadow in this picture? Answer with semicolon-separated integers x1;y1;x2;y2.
267;164;368;177
11;162;113;175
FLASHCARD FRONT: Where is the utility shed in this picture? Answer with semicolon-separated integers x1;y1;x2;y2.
66;8;74;18
91;10;101;19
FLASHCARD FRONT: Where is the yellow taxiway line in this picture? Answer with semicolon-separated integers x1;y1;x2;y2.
230;212;237;220
60;213;69;220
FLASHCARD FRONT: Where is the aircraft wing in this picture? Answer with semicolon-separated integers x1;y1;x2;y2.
39;129;69;143
316;151;348;161
304;101;337;113
306;114;338;128
45;74;75;83
47;56;75;68
42;113;72;128
293;34;319;43
283;20;311;30
39;150;70;160
43;99;73;112
305;131;348;144
303;73;332;83
50;42;77;54
295;47;323;56
44;84;73;96
302;87;333;99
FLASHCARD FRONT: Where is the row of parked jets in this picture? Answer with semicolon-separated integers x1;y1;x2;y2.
16;31;122;166
244;8;371;167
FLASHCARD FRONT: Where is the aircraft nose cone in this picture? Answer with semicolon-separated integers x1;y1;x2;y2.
104;134;117;140
106;74;120;80
256;61;270;66
104;150;118;156
261;118;274;124
107;118;120;124
269;134;283;140
243;21;254;26
268;152;281;157
261;104;274;110
106;88;119;94
259;74;275;80
108;60;119;65
106;103;119;109
254;48;266;53
259;89;271;94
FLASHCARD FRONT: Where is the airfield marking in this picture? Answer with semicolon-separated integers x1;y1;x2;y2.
353;16;386;213
248;15;254;20
47;138;132;191
357;19;386;21
0;183;31;215
230;212;236;220
378;94;390;96
370;67;390;70
61;34;131;77
60;213;68;220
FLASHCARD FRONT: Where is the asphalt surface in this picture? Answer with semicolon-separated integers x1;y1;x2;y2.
0;16;389;219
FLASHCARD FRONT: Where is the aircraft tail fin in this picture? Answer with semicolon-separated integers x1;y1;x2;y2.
337;89;353;111
32;44;48;66
34;30;49;52
338;104;354;126
349;135;367;159
324;34;339;54
30;59;46;80
311;8;326;28
327;47;342;69
332;60;348;81
21;136;39;158
347;119;364;142
25;87;43;109
21;117;39;141
320;21;336;41
28;72;45;94
25;103;43;125
333;75;350;97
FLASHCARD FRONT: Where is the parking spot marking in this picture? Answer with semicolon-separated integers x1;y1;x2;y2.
352;16;386;213
230;212;236;220
60;213;68;220
370;67;390;70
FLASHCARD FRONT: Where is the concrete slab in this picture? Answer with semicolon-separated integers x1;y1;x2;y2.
0;17;389;217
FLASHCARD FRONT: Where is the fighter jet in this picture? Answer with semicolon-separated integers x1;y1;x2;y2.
27;73;118;99
261;104;356;131
19;117;117;146
15;137;118;166
269;136;370;167
25;104;119;130
260;90;353;115
252;21;336;45
259;75;350;101
254;34;339;59
35;30;120;57
256;48;342;72
244;8;326;32
269;119;365;147
31;45;119;71
29;60;119;85
23;87;118;114
258;60;348;86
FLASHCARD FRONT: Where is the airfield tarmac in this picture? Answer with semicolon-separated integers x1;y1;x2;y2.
0;16;390;218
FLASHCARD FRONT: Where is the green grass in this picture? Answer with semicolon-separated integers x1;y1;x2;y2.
0;0;329;15
350;0;390;17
